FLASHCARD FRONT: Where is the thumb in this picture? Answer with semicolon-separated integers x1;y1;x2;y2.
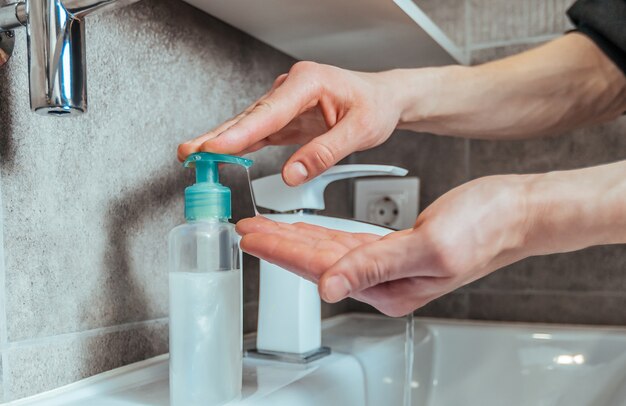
282;115;364;186
318;230;415;303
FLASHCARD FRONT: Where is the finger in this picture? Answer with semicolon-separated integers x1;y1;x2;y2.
236;216;309;236
177;74;289;161
318;231;434;303
292;222;380;245
240;232;346;282
271;73;289;89
236;216;283;234
289;224;366;251
352;278;441;317
177;110;250;161
237;217;362;251
237;217;319;246
281;113;365;186
236;217;314;237
198;68;320;156
239;139;271;155
236;117;317;154
236;217;375;247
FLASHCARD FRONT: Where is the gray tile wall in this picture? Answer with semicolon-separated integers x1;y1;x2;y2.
0;0;309;401
348;0;626;325
6;320;169;400
0;0;623;401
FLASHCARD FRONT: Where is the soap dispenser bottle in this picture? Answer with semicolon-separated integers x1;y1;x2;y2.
169;152;252;406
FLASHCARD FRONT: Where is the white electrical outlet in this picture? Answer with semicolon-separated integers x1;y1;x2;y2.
354;177;419;230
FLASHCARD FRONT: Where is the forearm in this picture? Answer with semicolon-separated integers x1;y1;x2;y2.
387;33;626;139
522;160;626;256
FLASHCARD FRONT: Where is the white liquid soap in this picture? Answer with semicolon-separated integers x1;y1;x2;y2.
169;270;242;405
168;152;253;406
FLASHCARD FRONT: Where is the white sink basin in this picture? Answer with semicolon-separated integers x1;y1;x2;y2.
9;313;626;405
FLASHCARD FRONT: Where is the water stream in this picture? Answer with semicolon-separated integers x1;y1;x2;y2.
404;313;415;406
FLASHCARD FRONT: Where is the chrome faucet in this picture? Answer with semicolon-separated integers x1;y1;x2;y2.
0;0;141;116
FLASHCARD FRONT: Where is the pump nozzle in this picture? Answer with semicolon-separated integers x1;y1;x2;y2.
183;152;253;221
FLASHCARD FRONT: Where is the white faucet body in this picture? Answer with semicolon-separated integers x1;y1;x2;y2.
252;165;407;356
256;213;392;354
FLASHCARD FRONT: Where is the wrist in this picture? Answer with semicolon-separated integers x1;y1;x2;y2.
381;65;478;133
523;163;626;256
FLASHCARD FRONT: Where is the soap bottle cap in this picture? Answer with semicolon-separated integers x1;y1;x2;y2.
183;152;253;221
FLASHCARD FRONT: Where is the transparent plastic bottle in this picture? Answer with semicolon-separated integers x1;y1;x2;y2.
169;152;252;406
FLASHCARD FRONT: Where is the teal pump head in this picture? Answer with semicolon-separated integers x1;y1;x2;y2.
183;152;253;221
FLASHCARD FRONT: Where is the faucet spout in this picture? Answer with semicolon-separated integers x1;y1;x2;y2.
27;0;86;115
0;0;141;116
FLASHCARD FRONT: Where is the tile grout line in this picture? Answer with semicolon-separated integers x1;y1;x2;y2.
5;317;169;350
469;33;561;51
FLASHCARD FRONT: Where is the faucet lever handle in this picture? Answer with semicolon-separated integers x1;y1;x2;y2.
252;164;408;212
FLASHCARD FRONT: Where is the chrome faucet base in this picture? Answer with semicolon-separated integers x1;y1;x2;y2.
245;346;331;364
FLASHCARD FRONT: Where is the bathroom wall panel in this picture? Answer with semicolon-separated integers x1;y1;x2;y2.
469;0;572;44
0;358;3;402
415;293;470;319
348;293;470;320
5;321;168;401
469;118;626;177
469;246;626;293
243;302;259;335
354;130;469;211
468;292;626;325
414;0;467;47
470;41;543;63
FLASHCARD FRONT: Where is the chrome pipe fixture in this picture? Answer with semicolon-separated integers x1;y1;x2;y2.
0;2;25;30
0;0;141;116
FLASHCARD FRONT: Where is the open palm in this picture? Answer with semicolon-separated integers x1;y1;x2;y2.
237;175;531;317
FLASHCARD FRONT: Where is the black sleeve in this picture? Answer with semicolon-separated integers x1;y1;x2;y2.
567;0;626;75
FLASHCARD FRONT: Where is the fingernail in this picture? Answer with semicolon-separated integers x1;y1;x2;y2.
323;275;351;302
285;162;308;185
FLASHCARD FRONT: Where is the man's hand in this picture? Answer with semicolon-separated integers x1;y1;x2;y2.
237;174;532;316
178;61;406;186
238;160;626;316
179;35;626;181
